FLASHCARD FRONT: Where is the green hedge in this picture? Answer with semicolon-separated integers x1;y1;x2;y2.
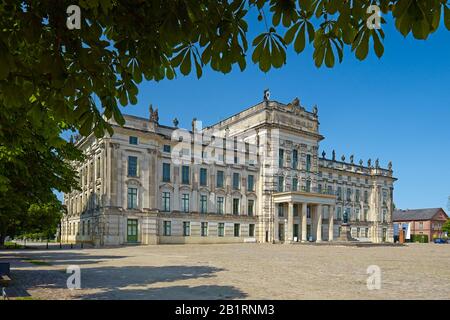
410;234;429;243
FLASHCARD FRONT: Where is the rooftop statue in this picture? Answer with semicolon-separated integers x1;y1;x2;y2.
149;104;159;122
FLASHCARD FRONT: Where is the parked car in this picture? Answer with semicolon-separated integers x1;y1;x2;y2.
433;238;447;244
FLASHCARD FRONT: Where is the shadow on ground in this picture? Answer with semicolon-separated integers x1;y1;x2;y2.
7;265;247;300
0;251;128;267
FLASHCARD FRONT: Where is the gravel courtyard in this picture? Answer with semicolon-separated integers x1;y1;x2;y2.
1;243;449;300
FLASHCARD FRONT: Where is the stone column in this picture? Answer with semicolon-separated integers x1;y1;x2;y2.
316;204;322;242
301;203;307;242
287;202;294;243
328;205;334;242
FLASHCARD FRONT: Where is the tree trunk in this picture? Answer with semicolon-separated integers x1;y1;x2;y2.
0;233;5;247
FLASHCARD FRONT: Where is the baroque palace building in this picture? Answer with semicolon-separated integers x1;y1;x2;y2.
61;93;396;246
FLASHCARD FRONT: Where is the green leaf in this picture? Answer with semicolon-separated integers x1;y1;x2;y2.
294;24;306;53
324;41;334;68
372;31;384;58
180;50;192;76
444;5;450;30
284;23;300;44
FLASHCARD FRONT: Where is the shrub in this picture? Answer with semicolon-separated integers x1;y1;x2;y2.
410;234;429;243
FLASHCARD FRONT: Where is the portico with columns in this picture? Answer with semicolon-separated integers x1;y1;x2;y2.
273;191;336;243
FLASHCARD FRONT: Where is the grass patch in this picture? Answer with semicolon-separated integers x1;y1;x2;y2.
0;241;25;249
23;258;51;266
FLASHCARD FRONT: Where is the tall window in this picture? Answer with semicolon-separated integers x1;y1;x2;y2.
216;170;224;188
129;136;138;145
305;180;311;192
200;168;207;186
356;189;361;202
327;185;333;195
201;222;208;236
162;192;170;212
337;187;342;200
234;223;240;237
292;149;298;169
183;221;190;236
96;157;101;179
218;223;225;237
249;224;255;237
233;172;240;190
182;165;190;184
232;198;240;215
306;154;311;172
337;207;342;220
82;221;85;236
278;204;284;217
127;187;138;209
163;221;171;236
347;188;352;201
247;200;254;216
279;149;284;168
278;176;284;192
356;208;360;221
200;195;207;213
364;190;369;203
128;156;138;177
87;220;90;235
318;183;322;193
162;163;171;182
181;193;190;213
247;175;254;191
292;177;298;191
217;197;224;214
364;209;368;221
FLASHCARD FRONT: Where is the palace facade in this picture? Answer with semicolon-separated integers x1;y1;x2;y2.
61;95;396;245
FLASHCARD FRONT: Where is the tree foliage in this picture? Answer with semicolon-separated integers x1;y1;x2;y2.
443;219;450;236
1;0;449;139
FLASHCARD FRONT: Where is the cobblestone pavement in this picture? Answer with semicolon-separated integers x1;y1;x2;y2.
1;243;449;300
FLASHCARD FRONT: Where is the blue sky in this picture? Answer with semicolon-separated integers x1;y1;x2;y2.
60;11;450;211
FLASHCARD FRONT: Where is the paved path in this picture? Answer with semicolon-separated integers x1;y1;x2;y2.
1;243;449;300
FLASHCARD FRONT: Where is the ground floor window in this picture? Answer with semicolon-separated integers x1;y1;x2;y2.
218;223;225;237
82;221;85;236
87;220;90;235
201;222;208;237
279;223;285;241
234;223;240;237
249;224;255;237
183;221;190;236
163;221;171;236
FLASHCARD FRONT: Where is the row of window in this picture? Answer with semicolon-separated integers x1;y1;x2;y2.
163;221;255;237
161;191;255;215
279;149;312;171
64;220;91;236
162;162;255;191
